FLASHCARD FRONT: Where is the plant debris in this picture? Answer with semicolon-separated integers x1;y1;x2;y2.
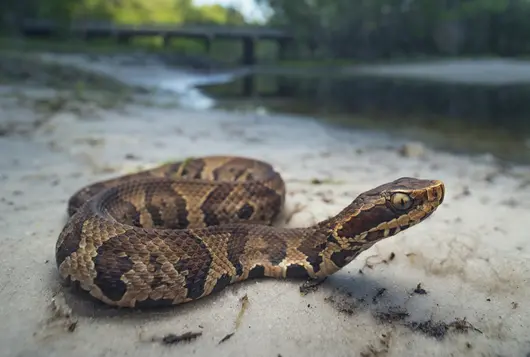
235;294;249;330
300;277;327;296
218;332;234;344
34;293;79;341
218;294;250;344
47;294;78;333
156;331;202;345
413;283;428;295
361;252;396;271
372;288;386;304
374;307;410;322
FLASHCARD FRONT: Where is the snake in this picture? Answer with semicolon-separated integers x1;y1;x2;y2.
55;155;445;308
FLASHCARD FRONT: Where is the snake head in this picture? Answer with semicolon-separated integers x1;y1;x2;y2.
331;177;445;247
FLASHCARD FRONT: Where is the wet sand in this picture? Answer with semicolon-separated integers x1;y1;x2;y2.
1;69;530;357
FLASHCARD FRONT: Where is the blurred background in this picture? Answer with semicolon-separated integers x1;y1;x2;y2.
2;0;530;163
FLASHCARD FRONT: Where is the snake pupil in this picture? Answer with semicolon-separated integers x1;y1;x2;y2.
390;192;412;210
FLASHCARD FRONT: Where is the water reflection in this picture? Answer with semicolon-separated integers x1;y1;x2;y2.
200;70;530;164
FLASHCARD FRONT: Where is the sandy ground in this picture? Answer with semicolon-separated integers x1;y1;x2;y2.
2;82;530;357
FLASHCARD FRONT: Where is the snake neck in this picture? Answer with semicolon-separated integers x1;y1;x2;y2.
305;204;395;277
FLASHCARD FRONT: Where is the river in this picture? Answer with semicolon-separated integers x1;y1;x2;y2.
38;53;530;164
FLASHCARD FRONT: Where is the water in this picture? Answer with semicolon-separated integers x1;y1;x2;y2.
197;64;530;164
37;52;244;110
35;53;530;164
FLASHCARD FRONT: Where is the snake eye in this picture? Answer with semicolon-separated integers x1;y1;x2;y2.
390;193;413;210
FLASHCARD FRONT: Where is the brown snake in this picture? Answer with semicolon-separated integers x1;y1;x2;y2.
55;155;445;308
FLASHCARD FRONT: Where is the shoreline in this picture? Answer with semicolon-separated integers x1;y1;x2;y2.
1;53;530;356
5;49;530;166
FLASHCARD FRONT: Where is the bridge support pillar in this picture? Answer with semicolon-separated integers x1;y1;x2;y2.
203;37;211;54
242;37;255;66
278;38;291;61
116;33;131;45
242;75;254;97
163;34;171;47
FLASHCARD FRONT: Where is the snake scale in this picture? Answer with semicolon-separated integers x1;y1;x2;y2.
55;155;445;308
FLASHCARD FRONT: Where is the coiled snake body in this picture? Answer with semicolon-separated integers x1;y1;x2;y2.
56;156;445;308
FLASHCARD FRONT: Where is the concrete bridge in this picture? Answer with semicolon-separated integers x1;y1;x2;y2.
20;20;295;66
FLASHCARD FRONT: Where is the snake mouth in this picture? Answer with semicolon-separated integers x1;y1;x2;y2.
420;182;445;222
426;179;445;207
407;180;445;225
434;180;445;205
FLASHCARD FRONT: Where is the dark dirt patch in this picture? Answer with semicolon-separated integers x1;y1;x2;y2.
360;332;392;357
323;286;482;342
0;53;135;93
324;295;358;315
375;311;482;341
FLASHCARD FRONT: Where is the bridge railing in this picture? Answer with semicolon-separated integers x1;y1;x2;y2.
20;19;292;39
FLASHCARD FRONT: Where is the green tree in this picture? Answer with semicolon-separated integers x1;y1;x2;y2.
256;0;530;58
1;0;249;30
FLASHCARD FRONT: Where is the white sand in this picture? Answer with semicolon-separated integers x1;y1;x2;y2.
1;83;530;357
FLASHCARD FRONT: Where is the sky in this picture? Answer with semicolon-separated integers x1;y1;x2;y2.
192;0;270;23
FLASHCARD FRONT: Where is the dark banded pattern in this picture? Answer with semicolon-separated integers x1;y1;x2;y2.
55;156;445;308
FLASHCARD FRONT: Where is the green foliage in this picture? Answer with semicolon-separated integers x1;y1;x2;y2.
188;5;246;25
0;0;248;29
0;0;252;61
257;0;530;58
